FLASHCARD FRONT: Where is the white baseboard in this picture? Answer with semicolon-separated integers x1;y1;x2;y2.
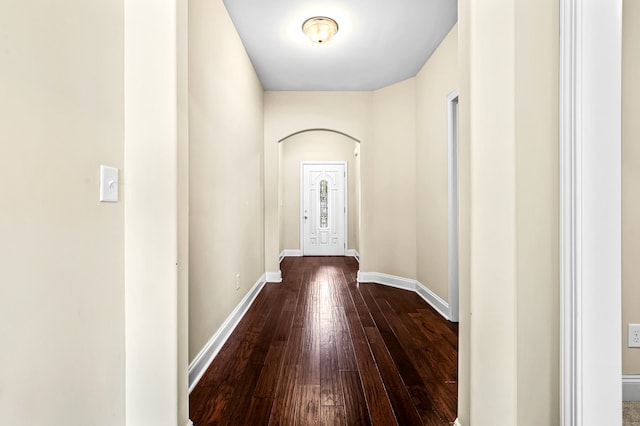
346;249;360;262
357;271;451;322
266;270;282;283
279;249;302;261
279;249;360;262
415;281;450;320
188;274;267;393
623;375;640;401
357;271;415;291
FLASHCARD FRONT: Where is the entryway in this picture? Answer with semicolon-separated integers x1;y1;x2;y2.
277;129;361;261
301;162;347;256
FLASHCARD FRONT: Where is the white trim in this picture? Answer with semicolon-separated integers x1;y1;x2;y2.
346;249;360;262
560;0;622;424
300;161;348;256
279;249;302;260
357;271;451;322
415;281;451;321
447;88;460;323
188;274;267;392
560;0;580;420
623;375;640;402
280;249;358;261
186;421;194;426
454;419;462;426
265;271;282;283
357;271;415;291
280;248;359;262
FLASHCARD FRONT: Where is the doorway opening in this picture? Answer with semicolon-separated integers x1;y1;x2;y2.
278;129;361;260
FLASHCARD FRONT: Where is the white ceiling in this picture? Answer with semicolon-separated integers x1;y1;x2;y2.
223;0;458;91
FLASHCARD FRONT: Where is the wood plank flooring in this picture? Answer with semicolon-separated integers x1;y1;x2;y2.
190;256;458;425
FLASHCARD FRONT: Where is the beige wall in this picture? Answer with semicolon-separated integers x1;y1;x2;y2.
416;25;459;300
456;1;470;420
265;86;417;280
189;0;265;361
363;79;418;278
177;0;189;422
461;0;560;424
280;131;359;251
264;91;372;273
125;0;191;422
514;0;559;423
0;0;125;424
468;1;518;421
456;2;472;422
623;0;640;375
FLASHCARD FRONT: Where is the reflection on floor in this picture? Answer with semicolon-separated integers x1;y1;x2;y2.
190;256;459;425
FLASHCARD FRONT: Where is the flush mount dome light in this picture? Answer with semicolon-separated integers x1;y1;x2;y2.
302;16;338;44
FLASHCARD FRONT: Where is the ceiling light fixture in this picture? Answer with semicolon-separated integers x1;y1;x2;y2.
302;16;338;44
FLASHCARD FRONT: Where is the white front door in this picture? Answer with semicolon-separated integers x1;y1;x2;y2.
301;162;346;256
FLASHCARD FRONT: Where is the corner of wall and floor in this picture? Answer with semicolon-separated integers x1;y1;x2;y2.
188;273;271;391
356;271;453;322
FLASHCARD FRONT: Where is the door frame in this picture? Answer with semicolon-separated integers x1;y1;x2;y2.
560;0;622;423
299;161;348;256
447;89;460;323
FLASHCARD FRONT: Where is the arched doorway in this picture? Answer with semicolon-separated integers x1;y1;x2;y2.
277;129;362;262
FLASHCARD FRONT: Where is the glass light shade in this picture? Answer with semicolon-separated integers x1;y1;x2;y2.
302;17;338;44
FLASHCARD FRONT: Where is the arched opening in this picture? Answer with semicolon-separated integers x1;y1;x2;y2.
277;129;361;262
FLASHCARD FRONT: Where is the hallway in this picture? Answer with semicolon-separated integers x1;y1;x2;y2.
190;257;458;425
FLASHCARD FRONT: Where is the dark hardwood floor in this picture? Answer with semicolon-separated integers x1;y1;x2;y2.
190;256;458;425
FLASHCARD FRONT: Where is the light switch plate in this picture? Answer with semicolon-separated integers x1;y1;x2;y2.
100;165;119;202
629;324;640;348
